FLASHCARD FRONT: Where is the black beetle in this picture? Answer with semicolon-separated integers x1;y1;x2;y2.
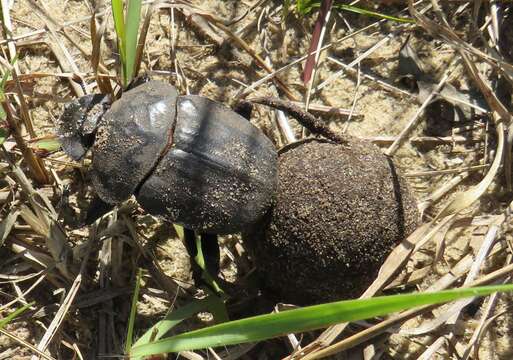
58;80;278;234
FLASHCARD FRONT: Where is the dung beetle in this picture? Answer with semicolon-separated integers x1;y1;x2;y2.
58;80;278;234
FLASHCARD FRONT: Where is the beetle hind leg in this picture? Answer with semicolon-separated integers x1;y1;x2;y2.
250;97;347;144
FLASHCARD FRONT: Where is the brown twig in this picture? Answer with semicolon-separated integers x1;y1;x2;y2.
1;101;50;184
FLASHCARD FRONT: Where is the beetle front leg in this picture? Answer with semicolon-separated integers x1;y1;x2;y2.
83;195;115;225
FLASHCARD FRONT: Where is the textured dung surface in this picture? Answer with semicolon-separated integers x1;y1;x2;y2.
137;95;278;234
249;138;419;305
91;81;178;204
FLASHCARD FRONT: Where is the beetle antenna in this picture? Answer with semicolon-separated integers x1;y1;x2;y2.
250;97;347;144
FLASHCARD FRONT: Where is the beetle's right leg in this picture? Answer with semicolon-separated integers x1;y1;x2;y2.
83;195;115;225
201;233;220;277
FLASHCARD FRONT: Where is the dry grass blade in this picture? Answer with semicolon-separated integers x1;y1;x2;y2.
417;172;470;215
26;0;86;96
385;68;452;157
30;273;83;359
235;15;393;100
0;98;50;184
300;243;511;360
405;164;488;177
134;1;163;78
406;0;511;224
402;224;499;337
191;6;298;101
0;328;56;360
0;273;45;311
0;207;20;247
461;265;511;358
10;165;72;279
1;0;39;139
409;0;513;74
90;2;114;95
303;0;334;118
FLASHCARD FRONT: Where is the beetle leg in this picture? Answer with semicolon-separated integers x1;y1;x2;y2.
83;195;115;225
232;100;253;121
201;233;220;276
183;229;221;290
124;74;151;92
250;97;347;144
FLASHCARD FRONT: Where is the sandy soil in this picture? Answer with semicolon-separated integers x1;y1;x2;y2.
1;0;512;359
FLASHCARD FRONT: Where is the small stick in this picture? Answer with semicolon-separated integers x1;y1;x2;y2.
405;164;488;177
0;328;56;360
1;101;50;184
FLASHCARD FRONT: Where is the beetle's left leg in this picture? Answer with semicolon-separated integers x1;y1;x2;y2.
201;233;221;277
232;100;253;121
83;195;115;225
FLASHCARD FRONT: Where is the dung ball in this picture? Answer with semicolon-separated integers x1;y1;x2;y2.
245;137;419;305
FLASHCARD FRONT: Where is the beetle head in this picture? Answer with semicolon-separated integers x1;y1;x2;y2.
57;94;112;160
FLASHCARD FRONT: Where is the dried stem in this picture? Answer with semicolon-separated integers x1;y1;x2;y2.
1;101;50;184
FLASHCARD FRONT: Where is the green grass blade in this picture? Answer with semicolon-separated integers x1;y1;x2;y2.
293;1;414;23
111;0;126;84
133;297;214;348
0;128;7;145
32;138;61;153
125;0;143;85
0;302;34;329
193;234;225;297
131;296;225;360
130;284;513;357
172;224;184;240
125;268;143;354
296;0;320;15
336;5;415;23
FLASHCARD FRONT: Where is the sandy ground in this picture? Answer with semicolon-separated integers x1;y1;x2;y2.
1;0;513;359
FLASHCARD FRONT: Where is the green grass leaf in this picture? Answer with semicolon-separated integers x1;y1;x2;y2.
133;297;213;347
125;0;143;85
125;268;143;354
336;4;414;23
131;296;226;360
111;0;143;87
293;1;414;23
0;128;7;146
0;302;34;330
111;0;126;83
296;0;320;15
130;284;513;357
31;138;61;152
